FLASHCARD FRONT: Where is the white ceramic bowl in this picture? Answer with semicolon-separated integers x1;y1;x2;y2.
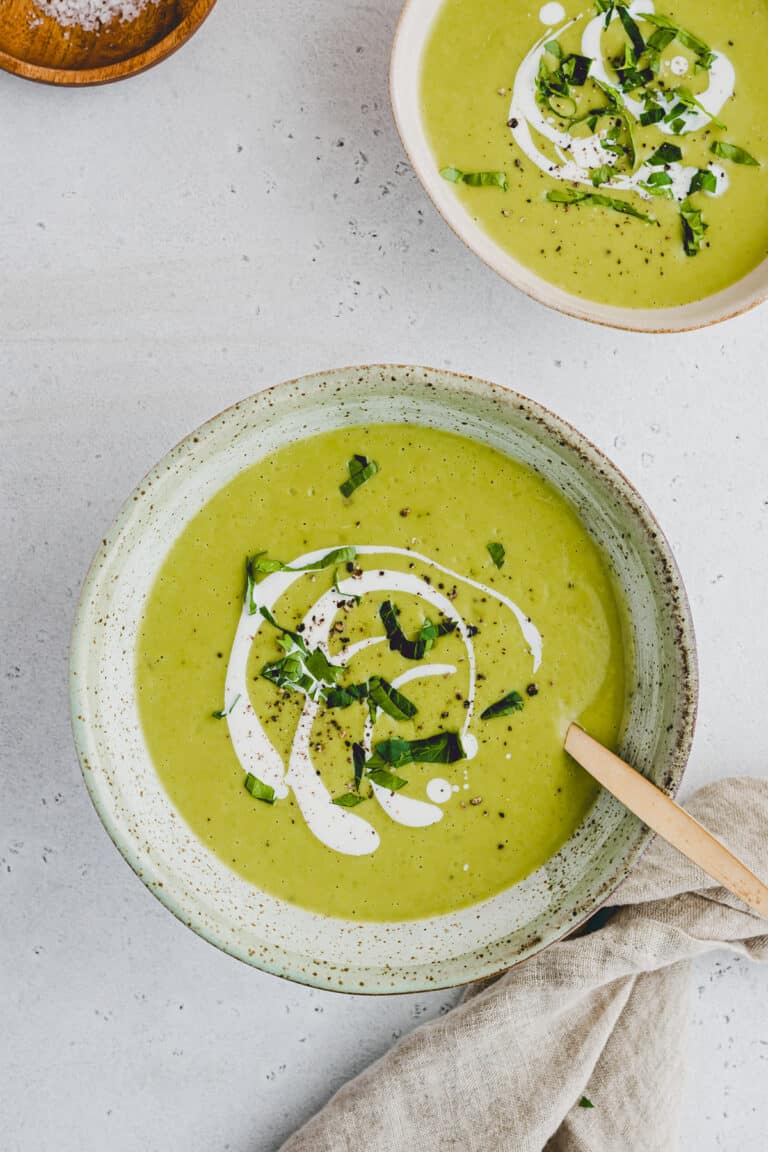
390;0;768;332
70;365;697;993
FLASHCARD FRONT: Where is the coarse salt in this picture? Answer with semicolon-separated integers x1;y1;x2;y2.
32;0;157;30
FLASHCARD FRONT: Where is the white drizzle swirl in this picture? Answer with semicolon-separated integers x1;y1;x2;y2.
223;546;542;857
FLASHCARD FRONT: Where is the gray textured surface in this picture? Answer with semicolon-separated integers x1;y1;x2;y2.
1;1;766;1149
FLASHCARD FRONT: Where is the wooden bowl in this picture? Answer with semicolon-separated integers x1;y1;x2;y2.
0;0;218;86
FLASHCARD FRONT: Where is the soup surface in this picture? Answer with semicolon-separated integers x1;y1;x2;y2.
420;0;768;308
137;426;630;921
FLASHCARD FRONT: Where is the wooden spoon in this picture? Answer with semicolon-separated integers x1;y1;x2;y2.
565;724;768;917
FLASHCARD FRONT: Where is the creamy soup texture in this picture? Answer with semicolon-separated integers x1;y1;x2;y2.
420;0;768;308
137;426;630;921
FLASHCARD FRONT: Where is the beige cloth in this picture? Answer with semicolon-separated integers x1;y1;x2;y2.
280;778;768;1152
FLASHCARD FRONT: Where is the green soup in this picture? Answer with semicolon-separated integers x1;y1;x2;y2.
420;0;768;308
136;426;630;922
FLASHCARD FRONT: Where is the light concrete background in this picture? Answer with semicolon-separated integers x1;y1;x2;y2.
1;1;766;1149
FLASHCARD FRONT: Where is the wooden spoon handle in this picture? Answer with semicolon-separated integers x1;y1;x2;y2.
565;724;768;918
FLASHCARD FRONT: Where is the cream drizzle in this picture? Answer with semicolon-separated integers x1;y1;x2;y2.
223;545;541;857
508;0;734;203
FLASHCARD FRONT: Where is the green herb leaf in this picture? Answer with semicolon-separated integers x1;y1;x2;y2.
352;742;366;789
646;171;673;186
481;690;525;720
561;54;592;86
646;26;676;53
367;766;408;791
247;546;357;588
340;455;379;497
259;607;343;700
594;0;615;30
639;168;674;198
379;600;457;661
642;13;712;67
544;39;562;58
590;163;617;186
710;140;759;166
368;676;418;722
211;693;241;719
332;792;366;808
244;773;275;804
647;142;682;165
593;80;636;170
680;197;708;256
617;4;645;57
440;166;509;190
689;168;717;194
546;187;655;224
374;731;466;768
487;541;506;568
674;86;726;130
324;682;369;709
579;1095;595;1109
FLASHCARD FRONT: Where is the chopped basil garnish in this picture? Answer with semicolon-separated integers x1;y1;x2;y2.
546;188;654;224
247;546;357;594
646;142;682;166
259;606;344;701
617;4;645;58
639;170;673;198
594;0;615;29
590;164;617;187
481;690;524;720
689;168;717;195
324;682;369;709
544;39;562;59
674;86;725;130
379;600;457;661
211;693;241;719
642;13;714;71
487;541;505;569
373;731;465;768
440;166;509;190
332;792;366;808
368;676;418;722
352;742;366;789
244;773;275;804
639;104;664;127
579;1096;595;1109
367;766;408;791
680;198;707;256
340;455;379;497
710;141;759;166
594;81;636;170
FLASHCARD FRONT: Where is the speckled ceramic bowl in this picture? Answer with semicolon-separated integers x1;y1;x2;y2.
70;365;697;993
389;0;768;333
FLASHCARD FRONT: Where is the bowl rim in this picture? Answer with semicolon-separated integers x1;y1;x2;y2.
388;0;768;334
69;363;699;993
0;0;218;86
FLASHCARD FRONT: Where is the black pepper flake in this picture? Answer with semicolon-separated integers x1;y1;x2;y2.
467;625;479;637
507;117;519;128
526;683;538;697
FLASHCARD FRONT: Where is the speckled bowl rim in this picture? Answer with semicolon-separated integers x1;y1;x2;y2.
70;364;698;993
389;0;768;333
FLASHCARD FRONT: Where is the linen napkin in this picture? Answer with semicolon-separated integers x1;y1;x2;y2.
279;777;768;1152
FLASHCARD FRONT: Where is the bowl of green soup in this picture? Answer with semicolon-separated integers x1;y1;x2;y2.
391;0;768;330
70;365;697;992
